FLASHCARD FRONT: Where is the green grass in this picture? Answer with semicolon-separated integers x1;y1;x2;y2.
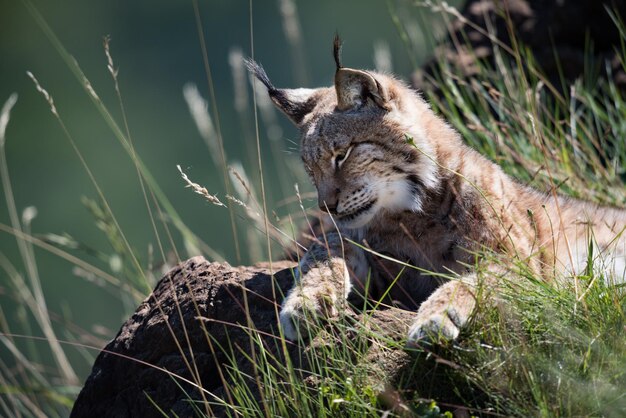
1;0;625;416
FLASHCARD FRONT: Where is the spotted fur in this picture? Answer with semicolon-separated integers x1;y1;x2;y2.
248;46;626;344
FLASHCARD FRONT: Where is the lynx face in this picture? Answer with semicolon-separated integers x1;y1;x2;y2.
300;109;431;229
247;56;441;229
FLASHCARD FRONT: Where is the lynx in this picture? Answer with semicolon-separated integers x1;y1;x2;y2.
248;38;626;345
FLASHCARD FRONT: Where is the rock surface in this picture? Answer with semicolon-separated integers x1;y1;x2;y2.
70;257;418;417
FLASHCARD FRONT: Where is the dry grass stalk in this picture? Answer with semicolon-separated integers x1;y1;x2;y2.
0;93;18;147
26;72;58;117
374;40;393;73
183;83;221;164
177;165;225;207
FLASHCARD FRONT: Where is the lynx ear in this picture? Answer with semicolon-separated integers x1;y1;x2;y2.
335;69;390;111
332;37;390;111
245;59;317;125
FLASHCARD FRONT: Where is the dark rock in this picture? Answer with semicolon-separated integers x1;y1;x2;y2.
71;257;293;417
70;257;419;417
414;0;626;92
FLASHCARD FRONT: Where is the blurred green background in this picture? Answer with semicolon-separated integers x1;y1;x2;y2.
0;0;451;381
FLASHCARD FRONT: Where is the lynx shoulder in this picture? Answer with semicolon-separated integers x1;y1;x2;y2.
247;38;626;344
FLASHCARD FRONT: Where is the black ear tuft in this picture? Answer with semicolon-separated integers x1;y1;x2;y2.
244;58;276;93
333;33;343;71
244;57;319;126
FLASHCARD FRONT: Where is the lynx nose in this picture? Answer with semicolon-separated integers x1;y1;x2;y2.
318;188;339;214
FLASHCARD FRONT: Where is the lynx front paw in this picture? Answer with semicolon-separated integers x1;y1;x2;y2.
406;281;475;347
279;288;340;341
406;306;468;346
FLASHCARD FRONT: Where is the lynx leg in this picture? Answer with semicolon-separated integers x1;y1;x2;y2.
280;233;366;341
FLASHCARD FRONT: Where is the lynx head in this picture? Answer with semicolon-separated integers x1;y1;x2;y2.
247;37;440;229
